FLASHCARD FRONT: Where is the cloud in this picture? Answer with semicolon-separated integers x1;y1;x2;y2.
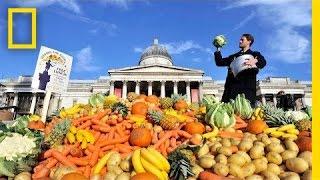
232;11;255;31
99;0;149;9
192;58;202;63
133;47;143;53
55;11;117;36
162;40;202;54
226;0;311;64
75;46;101;72
14;0;81;14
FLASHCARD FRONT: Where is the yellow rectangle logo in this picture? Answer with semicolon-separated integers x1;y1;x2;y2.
8;8;37;49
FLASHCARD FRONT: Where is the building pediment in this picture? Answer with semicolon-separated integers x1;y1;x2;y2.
108;65;204;74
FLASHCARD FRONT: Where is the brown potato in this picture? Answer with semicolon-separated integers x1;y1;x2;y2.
249;145;265;159
252;159;267;173
221;138;232;147
228;154;246;166
279;172;300;180
238;140;253;152
242;163;256;177
266;163;281;175
266;152;282;165
214;163;229;177
215;154;228;165
218;146;233;156
284;140;299;152
266;143;285;153
281;150;298;161
286;158;309;173
298;151;312;168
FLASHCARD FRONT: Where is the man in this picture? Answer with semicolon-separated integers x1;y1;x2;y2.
214;34;266;106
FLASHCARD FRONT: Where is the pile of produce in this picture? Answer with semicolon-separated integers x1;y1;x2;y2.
0;93;312;180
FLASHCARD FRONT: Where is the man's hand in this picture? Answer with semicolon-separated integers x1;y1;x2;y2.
244;56;258;67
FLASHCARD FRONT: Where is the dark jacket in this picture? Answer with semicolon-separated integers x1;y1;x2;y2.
214;49;266;106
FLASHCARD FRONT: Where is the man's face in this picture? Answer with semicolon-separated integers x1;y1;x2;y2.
239;36;251;48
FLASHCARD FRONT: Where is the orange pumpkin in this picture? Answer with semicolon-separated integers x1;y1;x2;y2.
137;94;147;100
61;172;88;180
295;136;312;152
145;95;159;104
246;120;268;134
184;122;205;135
129;128;152;147
174;100;188;111
131;172;158;180
28;120;45;130
131;102;148;116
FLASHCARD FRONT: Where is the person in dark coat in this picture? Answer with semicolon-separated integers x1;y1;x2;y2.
214;34;266;107
277;91;294;111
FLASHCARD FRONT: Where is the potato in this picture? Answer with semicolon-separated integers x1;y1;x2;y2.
302;170;312;180
104;172;117;180
215;154;228;165
116;172;130;180
228;154;246;166
267;152;282;165
261;136;272;145
214;163;229;177
279;165;287;173
245;175;263;180
14;172;31;180
218;146;233;156
261;171;280;180
298;151;312;168
191;164;204;178
231;139;240;146
210;142;222;155
107;152;122;167
257;133;268;141
198;144;209;157
238;140;253;152
284;140;299;152
119;160;132;172
221;138;232;147
237;151;252;163
229;164;244;179
242;163;256;177
270;137;281;144
267;163;281;175
281;150;298;161
266;143;285;153
279;172;300;180
249;145;265;159
261;157;268;163
286;158;309;173
199;156;216;169
252;158;267;173
253;141;265;147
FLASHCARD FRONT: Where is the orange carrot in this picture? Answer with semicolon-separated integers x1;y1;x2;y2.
114;132;120;139
78;120;92;129
43;149;54;158
70;147;83;157
235;122;248;129
93;131;101;141
45;158;58;169
177;130;192;139
120;152;132;159
52;150;76;167
159;131;165;139
164;139;170;150
84;149;92;156
32;167;50;179
152;132;159;144
124;130;131;135
116;125;125;137
235;115;247;124
160;143;167;157
170;138;177;148
99;135;130;147
92;109;110;121
199;171;230;180
33;163;45;173
107;128;115;140
89;148;100;167
178;123;186;130
154;131;173;149
218;131;244;139
167;147;174;154
73;116;93;126
116;144;132;153
100;167;107;176
84;165;91;178
68;157;89;166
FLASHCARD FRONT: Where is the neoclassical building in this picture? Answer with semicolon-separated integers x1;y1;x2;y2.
0;39;312;116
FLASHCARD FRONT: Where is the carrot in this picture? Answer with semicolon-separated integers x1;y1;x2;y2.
68;157;89;166
164;139;170;150
100;167;107;176
154;131;173;149
116;144;132;153
218;131;244;139
84;149;92;156
167;147;174;154
152;132;159;144
99;135;130;147
107;128;115;140
235;115;247;124
92;109;110;121
170;138;177;148
32;167;50;179
43;149;54;158
116;125;125;137
33;163;45;173
70;147;83;157
84;165;91;178
78;120;92;129
125;123;132;129
199;171;231;180
93;131;101;141
89;148;100;167
91;119;109;127
160;143;167;157
158;131;165;139
114;132;120;139
73;116;93;126
45;158;58;169
52;150;76;167
78;166;86;172
121;152;132;159
178;123;186;130
88;144;98;152
124;130;131;135
234;122;248;129
177;130;192;139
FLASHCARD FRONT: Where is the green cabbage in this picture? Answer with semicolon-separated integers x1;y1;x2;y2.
213;35;227;48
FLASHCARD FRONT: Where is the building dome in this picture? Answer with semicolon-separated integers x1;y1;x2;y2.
139;39;173;66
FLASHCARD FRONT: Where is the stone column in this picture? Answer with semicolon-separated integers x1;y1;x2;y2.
135;81;140;95
148;81;153;96
161;81;166;98
13;92;18;106
122;81;127;99
186;81;191;103
261;94;266;105
173;81;178;95
302;94;306;107
273;94;277;107
29;93;37;114
199;81;204;102
109;81;115;95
